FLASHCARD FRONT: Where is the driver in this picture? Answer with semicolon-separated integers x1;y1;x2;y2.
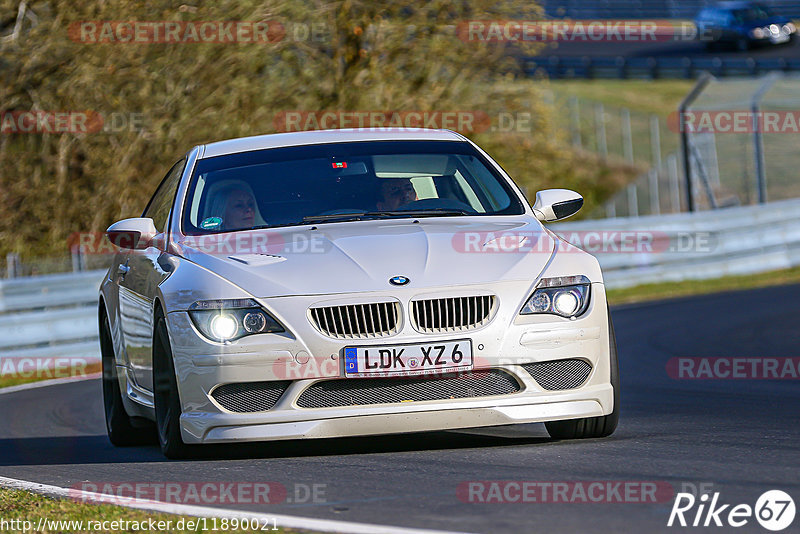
376;178;418;211
206;185;258;231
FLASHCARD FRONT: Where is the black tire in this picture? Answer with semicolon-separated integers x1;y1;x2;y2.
545;307;620;439
153;314;192;459
100;309;153;446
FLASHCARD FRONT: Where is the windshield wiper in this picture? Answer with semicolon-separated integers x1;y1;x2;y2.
301;208;471;225
362;209;471;218
301;212;367;223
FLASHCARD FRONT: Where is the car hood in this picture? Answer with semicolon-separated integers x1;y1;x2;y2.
175;217;556;297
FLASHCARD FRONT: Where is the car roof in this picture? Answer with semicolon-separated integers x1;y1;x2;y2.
713;1;763;10
199;128;468;159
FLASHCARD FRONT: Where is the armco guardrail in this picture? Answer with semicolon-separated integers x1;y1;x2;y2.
552;197;800;288
0;270;105;369
0;269;105;313
2;198;799;367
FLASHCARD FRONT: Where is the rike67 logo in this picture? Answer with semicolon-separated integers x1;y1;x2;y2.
668;490;795;531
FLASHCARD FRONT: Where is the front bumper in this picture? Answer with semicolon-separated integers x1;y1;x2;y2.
194;385;612;443
164;281;614;444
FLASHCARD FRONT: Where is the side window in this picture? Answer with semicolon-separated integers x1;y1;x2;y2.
143;159;186;232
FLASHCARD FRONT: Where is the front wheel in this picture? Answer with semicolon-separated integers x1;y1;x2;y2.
153;314;192;459
545;308;620;439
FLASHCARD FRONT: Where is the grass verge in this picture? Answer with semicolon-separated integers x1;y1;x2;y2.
607;266;800;305
0;487;299;533
545;79;695;116
0;362;101;389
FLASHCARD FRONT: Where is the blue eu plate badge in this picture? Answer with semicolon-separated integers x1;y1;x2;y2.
344;347;358;373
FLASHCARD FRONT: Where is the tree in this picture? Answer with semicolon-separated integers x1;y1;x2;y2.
0;0;634;260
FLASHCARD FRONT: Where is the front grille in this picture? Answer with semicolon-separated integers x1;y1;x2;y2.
522;359;592;390
296;369;519;408
309;302;401;339
411;295;496;333
210;381;291;413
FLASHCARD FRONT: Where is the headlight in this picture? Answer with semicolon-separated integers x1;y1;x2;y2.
188;298;284;342
784;22;796;34
520;275;591;318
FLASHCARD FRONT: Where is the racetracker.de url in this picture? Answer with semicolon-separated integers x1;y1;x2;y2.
0;516;279;532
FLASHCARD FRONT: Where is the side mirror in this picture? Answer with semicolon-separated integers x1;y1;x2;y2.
106;218;158;250
532;189;584;222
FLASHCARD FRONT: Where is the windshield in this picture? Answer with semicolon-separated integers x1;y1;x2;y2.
182;140;526;234
732;5;774;21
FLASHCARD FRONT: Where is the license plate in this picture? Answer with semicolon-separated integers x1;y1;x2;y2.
343;340;473;378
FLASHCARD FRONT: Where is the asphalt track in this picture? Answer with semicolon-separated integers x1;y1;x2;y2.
1;284;799;533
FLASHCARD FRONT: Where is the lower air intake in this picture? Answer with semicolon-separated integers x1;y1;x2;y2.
522;359;592;390
211;381;291;413
296;370;520;408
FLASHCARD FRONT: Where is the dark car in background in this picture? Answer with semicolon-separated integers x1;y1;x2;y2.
695;1;796;50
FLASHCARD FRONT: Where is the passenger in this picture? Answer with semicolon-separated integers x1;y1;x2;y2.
376;178;418;211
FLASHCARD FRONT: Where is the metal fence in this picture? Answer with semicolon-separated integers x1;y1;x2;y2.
680;72;800;211
598;152;686;218
593;72;800;218
550;93;678;170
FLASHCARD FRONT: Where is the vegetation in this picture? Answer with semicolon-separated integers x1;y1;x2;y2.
607;265;800;305
0;0;639;259
0;487;298;533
